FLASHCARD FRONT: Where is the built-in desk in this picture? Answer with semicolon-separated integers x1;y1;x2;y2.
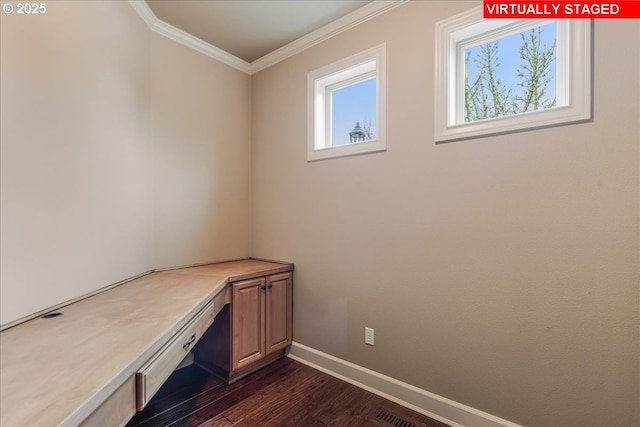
0;258;293;427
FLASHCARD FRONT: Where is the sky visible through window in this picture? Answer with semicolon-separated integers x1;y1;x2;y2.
331;78;376;146
465;21;557;117
326;25;555;144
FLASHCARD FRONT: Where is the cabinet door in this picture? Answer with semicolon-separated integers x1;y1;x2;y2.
265;272;292;355
232;277;265;370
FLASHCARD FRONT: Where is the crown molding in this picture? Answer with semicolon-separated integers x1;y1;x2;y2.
128;0;156;28
128;0;251;74
128;0;408;75
250;0;408;74
152;20;252;74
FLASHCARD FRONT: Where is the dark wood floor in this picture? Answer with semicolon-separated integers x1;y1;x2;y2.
127;357;450;427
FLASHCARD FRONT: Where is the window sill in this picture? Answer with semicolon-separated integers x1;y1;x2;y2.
307;139;386;162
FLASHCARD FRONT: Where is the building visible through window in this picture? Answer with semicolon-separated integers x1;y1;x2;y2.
330;78;376;146
307;44;386;161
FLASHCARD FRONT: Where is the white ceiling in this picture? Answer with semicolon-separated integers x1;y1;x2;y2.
145;1;372;63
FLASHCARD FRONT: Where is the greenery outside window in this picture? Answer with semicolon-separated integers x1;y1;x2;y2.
435;7;591;142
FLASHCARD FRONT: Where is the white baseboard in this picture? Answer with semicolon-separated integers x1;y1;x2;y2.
287;342;521;427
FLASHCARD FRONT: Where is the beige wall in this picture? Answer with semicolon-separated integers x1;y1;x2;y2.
0;2;252;326
251;2;640;426
2;1;638;425
150;33;252;268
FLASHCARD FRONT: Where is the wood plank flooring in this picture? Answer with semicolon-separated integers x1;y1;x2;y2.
127;357;450;427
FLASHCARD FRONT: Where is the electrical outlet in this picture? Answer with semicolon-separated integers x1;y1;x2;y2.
365;327;374;346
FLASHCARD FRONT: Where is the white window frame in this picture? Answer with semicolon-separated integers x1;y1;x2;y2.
434;7;591;143
307;44;386;161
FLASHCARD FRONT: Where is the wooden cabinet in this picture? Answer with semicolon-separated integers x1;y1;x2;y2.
232;272;292;370
0;259;292;426
265;273;293;354
195;271;292;383
232;277;266;369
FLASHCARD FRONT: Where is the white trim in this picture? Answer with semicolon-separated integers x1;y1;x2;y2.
307;44;386;161
287;342;522;427
251;1;408;74
434;6;592;143
128;0;251;74
128;0;407;75
151;20;252;74
127;0;156;28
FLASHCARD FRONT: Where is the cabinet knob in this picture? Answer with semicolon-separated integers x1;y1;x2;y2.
261;286;266;291
268;284;273;289
183;333;196;349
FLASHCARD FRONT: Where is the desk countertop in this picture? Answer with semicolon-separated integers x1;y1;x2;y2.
0;258;293;427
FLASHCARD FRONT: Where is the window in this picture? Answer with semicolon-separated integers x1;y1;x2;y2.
435;7;591;142
307;44;386;161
